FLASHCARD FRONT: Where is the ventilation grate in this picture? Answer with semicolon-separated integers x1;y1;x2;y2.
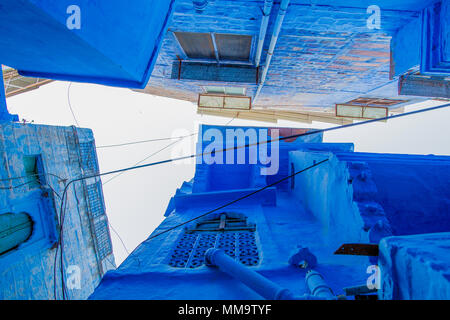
86;182;105;219
79;141;99;175
93;217;113;260
168;231;259;268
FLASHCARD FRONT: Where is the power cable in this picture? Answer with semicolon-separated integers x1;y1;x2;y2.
67;83;80;127
56;102;450;186
96;133;197;149
102;137;185;186
147;158;329;241
51;101;450;299
109;222;130;255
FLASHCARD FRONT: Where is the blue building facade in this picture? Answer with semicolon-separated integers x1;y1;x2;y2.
90;125;450;300
0;123;115;299
0;0;449;300
137;0;450;124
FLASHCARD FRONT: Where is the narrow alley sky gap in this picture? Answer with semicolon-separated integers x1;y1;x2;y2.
7;81;450;264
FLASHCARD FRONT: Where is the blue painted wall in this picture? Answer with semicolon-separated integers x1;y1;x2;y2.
91;124;450;300
0;123;115;299
379;233;450;299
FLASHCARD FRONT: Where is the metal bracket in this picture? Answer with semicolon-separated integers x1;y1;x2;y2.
334;243;379;256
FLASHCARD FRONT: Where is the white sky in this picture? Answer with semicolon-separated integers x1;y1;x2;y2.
6;81;450;264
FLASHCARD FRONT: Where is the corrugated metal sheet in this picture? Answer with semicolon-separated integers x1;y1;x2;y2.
174;32;215;59
215;33;252;61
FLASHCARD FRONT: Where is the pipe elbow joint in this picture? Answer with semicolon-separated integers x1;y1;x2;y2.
205;248;222;267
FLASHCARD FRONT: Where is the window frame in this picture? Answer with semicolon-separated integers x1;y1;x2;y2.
23;154;46;189
203;86;247;96
172;31;256;65
198;93;252;110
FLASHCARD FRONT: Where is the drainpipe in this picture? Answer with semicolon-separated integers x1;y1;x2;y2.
205;249;329;300
254;0;274;68
306;270;335;299
254;0;290;102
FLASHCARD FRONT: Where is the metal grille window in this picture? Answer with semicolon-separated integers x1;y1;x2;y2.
168;213;259;268
174;32;252;62
79;141;99;175
86;182;105;219
64;132;112;262
93;217;113;260
86;181;112;260
65;131;79;164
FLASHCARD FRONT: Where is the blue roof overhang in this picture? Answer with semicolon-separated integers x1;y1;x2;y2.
0;0;175;88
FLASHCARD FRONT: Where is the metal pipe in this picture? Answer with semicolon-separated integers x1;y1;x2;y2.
206;248;296;300
254;0;290;102
254;0;274;67
206;249;335;300
306;270;335;299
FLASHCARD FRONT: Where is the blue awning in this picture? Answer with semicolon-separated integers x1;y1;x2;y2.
0;0;175;88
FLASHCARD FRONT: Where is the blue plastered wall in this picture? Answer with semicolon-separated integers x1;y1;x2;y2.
0;123;115;299
91;123;450;300
90;126;374;300
140;0;441;109
289;150;450;247
289;149;369;248
379;233;450;299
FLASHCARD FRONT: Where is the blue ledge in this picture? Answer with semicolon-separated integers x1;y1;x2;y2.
173;187;277;211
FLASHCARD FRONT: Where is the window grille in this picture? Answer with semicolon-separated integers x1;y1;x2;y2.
86;182;105;219
79;141;99;175
168;213;259;268
93;217;113;260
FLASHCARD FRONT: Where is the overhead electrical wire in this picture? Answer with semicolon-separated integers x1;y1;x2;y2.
51;101;450;299
0;180;35;190
95;112;237;150
57;89;450;299
0;172;66;183
102;137;186;186
96;132;197;149
55;102;450;188
100;109;239;185
53;86;126;299
147;158;329;241
57;85;201;298
108;223;130;255
63;83;201;297
67;82;81;127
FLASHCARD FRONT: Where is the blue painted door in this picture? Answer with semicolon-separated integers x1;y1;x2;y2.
0;212;33;255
